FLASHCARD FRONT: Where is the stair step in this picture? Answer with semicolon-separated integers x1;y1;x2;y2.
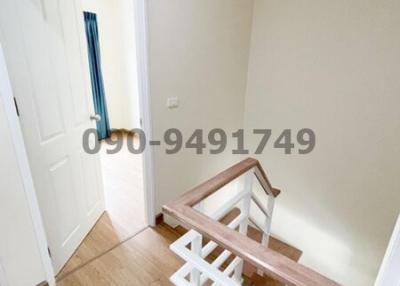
249;273;285;286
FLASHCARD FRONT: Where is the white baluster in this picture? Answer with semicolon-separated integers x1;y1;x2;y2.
192;201;203;285
257;195;275;276
261;196;275;247
194;200;204;213
234;170;254;282
190;233;202;285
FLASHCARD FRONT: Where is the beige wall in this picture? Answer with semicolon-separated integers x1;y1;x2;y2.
148;0;254;212
0;0;396;285
82;0;140;130
244;1;400;285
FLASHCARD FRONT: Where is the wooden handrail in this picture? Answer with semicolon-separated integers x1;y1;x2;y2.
163;158;341;286
168;158;279;208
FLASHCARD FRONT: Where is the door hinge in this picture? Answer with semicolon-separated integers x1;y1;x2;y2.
13;97;20;117
47;247;52;258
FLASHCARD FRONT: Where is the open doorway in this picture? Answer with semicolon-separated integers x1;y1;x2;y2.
58;0;147;278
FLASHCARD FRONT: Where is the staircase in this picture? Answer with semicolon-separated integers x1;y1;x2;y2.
173;208;302;285
163;158;342;286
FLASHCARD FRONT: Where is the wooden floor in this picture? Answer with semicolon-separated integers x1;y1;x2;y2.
58;133;146;278
57;213;302;286
57;224;182;286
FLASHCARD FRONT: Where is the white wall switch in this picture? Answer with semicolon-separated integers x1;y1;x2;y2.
167;97;179;109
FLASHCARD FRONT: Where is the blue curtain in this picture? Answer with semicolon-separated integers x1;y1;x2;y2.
84;12;110;140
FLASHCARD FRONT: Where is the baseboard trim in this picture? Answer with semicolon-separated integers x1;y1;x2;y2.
110;128;138;136
155;213;164;225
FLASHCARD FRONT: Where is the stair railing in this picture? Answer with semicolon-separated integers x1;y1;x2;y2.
163;158;341;286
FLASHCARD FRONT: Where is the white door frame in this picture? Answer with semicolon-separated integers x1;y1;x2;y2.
375;214;400;286
0;0;154;283
0;43;55;286
134;0;156;226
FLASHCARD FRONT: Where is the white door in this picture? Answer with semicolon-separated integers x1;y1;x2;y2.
0;0;105;272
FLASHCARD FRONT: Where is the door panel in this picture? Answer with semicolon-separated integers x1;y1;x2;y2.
49;157;80;243
58;0;90;126
80;150;103;216
0;0;105;272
